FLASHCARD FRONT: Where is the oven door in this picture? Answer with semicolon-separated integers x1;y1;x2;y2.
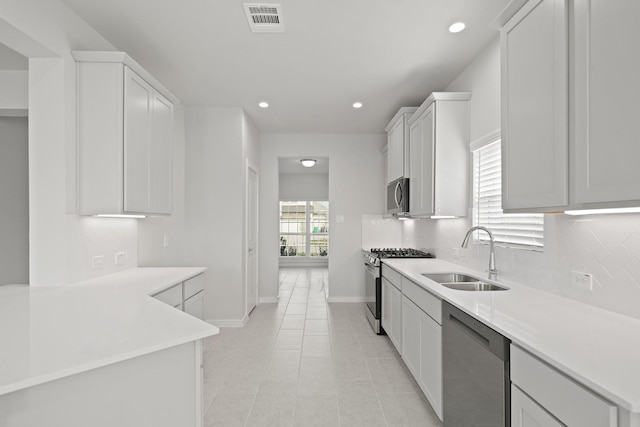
364;262;383;334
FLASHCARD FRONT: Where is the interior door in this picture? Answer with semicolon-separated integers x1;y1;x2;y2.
246;162;259;315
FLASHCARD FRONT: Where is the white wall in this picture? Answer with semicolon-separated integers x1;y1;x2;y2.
0;117;28;284
0;70;27;111
259;133;386;302
183;107;259;324
408;37;640;321
279;173;329;201
0;0;150;285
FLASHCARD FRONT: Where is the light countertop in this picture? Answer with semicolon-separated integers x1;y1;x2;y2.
0;267;218;396
382;258;640;413
383;259;640;413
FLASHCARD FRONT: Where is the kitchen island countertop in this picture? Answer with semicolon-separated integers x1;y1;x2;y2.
383;258;640;415
0;267;218;396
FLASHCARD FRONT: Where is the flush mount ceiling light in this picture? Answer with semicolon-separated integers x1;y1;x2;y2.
258;101;269;108
353;102;363;109
300;159;316;167
449;22;466;33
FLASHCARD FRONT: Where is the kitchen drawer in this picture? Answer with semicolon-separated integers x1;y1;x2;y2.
184;274;205;300
152;283;182;308
401;277;441;324
381;264;402;291
511;345;617;427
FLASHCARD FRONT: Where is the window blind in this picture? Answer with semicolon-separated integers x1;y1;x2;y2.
473;141;544;249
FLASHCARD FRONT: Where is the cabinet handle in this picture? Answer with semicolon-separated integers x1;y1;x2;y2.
395;181;402;208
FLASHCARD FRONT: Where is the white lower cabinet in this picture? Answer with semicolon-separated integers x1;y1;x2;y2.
184;291;204;320
152;274;206;320
512;385;563;427
511;345;617;427
381;276;402;353
401;281;442;420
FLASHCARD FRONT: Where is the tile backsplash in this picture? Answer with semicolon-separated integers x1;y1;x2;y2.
405;213;640;321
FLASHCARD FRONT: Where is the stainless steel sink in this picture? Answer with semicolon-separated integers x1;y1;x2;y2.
421;273;509;291
421;273;480;283
440;282;508;291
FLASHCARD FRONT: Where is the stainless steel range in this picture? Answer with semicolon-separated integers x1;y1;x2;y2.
363;248;435;334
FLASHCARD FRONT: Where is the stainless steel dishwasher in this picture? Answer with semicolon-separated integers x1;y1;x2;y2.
442;301;510;427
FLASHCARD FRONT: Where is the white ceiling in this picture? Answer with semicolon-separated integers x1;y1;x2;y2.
60;0;508;134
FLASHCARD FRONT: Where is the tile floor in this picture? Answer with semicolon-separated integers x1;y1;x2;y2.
202;267;442;427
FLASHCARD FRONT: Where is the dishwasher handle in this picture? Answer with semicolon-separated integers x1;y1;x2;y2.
443;301;509;361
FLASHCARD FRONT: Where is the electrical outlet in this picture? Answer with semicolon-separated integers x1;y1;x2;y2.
92;255;104;269
571;271;593;290
163;235;169;247
114;252;126;265
452;248;460;259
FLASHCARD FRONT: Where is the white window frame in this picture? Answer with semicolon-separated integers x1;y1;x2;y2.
279;200;329;258
471;131;544;251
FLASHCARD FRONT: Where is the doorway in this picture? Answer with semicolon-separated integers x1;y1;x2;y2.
277;157;329;298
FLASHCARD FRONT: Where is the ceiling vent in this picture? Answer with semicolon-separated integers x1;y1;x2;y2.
243;3;285;33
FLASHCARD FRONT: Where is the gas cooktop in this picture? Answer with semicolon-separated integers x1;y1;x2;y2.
368;248;435;258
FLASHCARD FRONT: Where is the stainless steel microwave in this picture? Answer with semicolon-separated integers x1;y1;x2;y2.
387;177;409;215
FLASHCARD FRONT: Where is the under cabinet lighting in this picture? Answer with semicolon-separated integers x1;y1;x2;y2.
564;207;640;216
94;214;146;219
430;216;457;219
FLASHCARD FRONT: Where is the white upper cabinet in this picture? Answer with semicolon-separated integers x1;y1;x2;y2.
499;0;568;212
385;107;417;184
407;93;470;218
572;0;640;207
497;0;640;212
75;51;175;216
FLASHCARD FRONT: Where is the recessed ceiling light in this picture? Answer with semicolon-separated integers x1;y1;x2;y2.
353;102;363;109
258;101;269;108
449;22;466;33
300;159;316;167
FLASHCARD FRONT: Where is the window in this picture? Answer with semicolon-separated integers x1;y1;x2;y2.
279;201;329;257
473;139;544;249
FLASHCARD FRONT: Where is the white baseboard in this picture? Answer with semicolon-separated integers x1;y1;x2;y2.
206;314;248;328
327;296;367;303
259;297;279;303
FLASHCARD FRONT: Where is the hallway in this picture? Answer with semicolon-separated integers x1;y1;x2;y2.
202;267;441;426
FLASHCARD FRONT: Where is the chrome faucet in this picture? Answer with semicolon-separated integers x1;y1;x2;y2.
461;226;498;280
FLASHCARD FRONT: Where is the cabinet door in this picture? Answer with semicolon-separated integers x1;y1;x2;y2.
401;295;420;379
382;278;402;353
184;291;204;320
150;92;173;214
512;386;563;427
381;278;392;335
124;67;153;213
419;310;442;420
573;0;640;205
409;106;434;216
501;0;568;211
387;117;405;183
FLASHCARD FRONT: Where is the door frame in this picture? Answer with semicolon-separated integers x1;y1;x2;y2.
245;158;259;316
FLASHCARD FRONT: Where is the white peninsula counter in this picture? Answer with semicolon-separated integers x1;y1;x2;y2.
0;267;218;427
